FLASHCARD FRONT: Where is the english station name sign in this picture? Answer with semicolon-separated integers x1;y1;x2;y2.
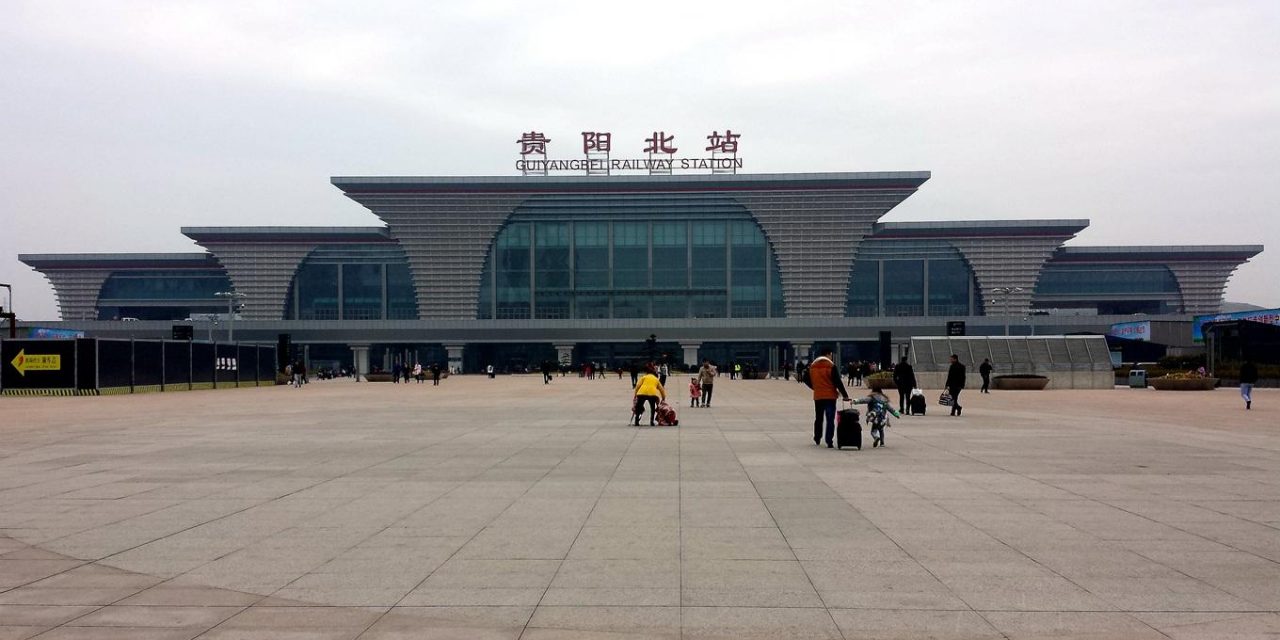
515;129;743;175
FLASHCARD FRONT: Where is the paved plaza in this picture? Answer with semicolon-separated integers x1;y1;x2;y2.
1;374;1278;639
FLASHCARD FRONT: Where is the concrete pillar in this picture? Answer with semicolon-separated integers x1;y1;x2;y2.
554;343;575;366
680;342;702;368
350;344;370;382
444;343;465;374
793;342;813;366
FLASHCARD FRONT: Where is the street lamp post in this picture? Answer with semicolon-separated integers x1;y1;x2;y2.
0;283;13;339
989;287;1024;336
213;292;246;342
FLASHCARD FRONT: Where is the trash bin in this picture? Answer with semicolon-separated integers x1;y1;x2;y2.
1128;369;1147;388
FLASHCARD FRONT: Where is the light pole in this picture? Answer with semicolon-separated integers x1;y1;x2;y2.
0;283;13;339
214;291;246;342
989;287;1024;336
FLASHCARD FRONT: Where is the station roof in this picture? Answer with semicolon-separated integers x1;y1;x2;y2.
870;219;1090;238
19;253;221;270
331;171;932;194
181;227;393;244
1050;245;1264;263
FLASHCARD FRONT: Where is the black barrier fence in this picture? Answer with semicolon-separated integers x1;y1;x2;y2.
0;338;276;394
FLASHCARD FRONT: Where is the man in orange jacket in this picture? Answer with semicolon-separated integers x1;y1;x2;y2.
805;346;851;448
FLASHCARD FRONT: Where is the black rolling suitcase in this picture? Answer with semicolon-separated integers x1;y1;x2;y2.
836;406;861;450
909;394;927;416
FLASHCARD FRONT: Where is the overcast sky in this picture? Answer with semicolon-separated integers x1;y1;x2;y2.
2;0;1278;320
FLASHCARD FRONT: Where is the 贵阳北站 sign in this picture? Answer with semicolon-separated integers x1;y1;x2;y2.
516;129;743;175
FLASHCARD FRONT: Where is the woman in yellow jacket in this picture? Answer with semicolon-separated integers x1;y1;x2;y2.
632;362;667;426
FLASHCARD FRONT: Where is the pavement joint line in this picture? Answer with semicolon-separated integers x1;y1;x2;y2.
765;429;1013;640
515;418;640;640
881;423;1239;637
2;380;1277;636
73;418;486;638
678;411;684;640
744;429;849;640
914;417;1280;571
193;423;517;640
343;410;633;640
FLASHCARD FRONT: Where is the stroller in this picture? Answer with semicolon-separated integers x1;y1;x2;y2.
630;398;679;426
656;401;679;426
854;394;898;448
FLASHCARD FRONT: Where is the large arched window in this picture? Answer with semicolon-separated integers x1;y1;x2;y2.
846;239;977;317
285;244;417;320
96;270;233;320
476;196;784;320
1033;263;1182;314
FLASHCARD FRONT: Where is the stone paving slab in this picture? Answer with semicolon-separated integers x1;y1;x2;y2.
0;375;1277;638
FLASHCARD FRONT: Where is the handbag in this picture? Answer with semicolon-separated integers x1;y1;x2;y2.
938;392;953;406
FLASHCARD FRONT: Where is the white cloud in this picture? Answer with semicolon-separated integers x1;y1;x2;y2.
2;0;1278;319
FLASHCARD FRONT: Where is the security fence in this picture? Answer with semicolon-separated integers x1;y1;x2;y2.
1;338;276;395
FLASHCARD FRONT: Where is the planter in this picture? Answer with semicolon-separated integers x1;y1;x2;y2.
992;375;1050;391
865;372;896;390
1149;377;1217;391
365;373;394;383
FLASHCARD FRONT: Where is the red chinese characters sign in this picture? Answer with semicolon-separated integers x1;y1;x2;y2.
516;129;743;174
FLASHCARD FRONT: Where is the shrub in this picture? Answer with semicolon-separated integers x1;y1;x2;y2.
1157;354;1207;370
865;371;895;389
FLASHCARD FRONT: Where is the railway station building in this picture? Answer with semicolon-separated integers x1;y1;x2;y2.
19;171;1263;374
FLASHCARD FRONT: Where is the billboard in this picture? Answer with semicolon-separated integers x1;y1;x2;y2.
25;327;85;339
1;339;79;390
1193;308;1280;343
1108;320;1151;342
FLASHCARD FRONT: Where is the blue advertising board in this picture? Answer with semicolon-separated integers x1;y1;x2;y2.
1193;308;1280;342
25;327;86;339
1108;320;1151;342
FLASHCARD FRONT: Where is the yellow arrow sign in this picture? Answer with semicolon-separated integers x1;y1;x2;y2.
10;349;62;376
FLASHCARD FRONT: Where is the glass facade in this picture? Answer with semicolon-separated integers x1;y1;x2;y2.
96;269;233;320
476;195;783;320
286;245;418;320
1034;263;1182;314
845;239;977;317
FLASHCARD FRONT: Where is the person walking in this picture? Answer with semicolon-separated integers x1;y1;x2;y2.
688;376;702;408
946;354;966;417
979;358;993;393
413;363;424;383
1240;359;1258;410
631;363;667;426
858;361;871;387
659;362;669;387
542;360;553;384
698;360;717;408
804;347;851;448
629;362;640;388
391;362;401;384
431;363;442;386
892;357;917;415
486;363;495;379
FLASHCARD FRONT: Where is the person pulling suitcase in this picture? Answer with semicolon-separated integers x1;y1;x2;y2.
804;347;851;448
